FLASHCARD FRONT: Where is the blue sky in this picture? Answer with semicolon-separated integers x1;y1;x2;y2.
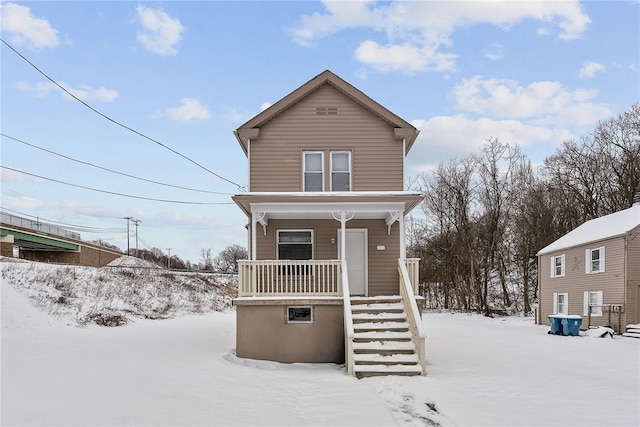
1;1;638;264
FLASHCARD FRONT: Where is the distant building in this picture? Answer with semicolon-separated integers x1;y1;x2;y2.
1;212;122;267
537;199;640;333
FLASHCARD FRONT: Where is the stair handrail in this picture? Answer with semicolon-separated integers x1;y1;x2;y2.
341;260;355;376
398;258;426;375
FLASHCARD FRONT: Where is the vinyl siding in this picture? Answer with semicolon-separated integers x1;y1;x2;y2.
539;235;626;328
254;218;401;295
249;84;403;192
626;226;640;324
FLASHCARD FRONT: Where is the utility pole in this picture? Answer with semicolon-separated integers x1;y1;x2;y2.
166;248;172;269
123;216;132;255
132;219;141;256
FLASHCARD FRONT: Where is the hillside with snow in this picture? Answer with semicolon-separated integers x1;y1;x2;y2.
0;256;235;326
1;258;639;426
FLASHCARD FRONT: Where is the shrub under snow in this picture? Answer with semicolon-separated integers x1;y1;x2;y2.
0;256;237;326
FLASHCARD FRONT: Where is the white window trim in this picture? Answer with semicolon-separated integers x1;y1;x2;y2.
286;306;313;323
550;254;565;278
303;151;324;192
585;246;605;274
553;292;568;315
583;291;603;316
276;229;314;260
330;151;351;192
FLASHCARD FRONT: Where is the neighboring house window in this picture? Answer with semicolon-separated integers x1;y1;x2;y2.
550;254;565;278
583;291;603;316
553;292;568;315
330;151;351;191
287;306;313;323
303;152;323;192
277;230;313;260
585;246;605;274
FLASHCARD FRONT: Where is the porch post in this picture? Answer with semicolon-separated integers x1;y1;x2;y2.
331;210;354;262
399;212;405;261
340;211;346;262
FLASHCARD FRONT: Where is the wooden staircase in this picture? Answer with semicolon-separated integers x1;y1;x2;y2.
349;296;423;378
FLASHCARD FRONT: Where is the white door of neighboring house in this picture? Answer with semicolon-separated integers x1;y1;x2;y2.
338;229;368;296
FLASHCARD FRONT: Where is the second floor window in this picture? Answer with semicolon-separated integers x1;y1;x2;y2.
551;254;565;278
303;151;352;192
303;152;323;192
331;151;351;191
585;246;605;274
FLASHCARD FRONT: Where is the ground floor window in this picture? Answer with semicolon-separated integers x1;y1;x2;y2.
277;230;313;260
287;306;313;323
583;291;603;316
553;292;568;315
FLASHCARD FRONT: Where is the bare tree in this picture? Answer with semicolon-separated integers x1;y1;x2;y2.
213;245;248;274
200;248;213;272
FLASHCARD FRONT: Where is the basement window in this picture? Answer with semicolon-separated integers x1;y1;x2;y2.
287;306;313;323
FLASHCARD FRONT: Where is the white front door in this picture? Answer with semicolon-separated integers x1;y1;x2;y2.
338;229;368;296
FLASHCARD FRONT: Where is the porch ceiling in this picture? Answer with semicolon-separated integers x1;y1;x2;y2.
232;192;424;221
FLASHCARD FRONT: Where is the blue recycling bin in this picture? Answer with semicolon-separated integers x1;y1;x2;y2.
561;316;582;336
548;315;563;335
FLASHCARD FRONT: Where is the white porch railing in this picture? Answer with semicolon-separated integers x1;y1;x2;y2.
238;258;421;297
341;260;355;376
398;258;426;375
405;258;420;295
237;259;342;297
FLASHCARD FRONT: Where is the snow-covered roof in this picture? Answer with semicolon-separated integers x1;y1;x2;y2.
538;204;640;255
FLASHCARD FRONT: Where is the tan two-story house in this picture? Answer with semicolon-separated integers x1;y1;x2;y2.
232;70;426;377
537;200;640;334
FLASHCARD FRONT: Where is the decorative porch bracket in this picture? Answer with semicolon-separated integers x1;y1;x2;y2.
385;211;402;235
331;211;355;263
255;211;268;235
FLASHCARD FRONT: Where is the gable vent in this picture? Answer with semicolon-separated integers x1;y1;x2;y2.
316;106;338;115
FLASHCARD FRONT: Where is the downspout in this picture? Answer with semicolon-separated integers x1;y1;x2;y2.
402;138;406;191
251;211;257;261
247;139;251;192
247;139;253;260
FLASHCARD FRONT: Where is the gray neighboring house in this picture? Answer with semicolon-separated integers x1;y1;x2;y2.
537;199;640;333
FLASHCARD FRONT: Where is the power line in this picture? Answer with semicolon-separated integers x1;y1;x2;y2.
1;165;235;205
1;133;235;196
1;38;245;191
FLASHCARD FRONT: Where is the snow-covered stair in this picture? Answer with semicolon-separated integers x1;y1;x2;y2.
350;296;423;378
622;324;640;338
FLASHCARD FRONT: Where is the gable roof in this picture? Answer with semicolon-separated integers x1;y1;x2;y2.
233;70;419;155
537;204;640;255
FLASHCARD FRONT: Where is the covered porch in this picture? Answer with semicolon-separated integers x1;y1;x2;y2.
232;191;423;297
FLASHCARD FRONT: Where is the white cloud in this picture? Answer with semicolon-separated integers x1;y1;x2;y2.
136;5;186;56
452;76;610;126
0;3;60;49
483;43;504;61
222;107;244;123
290;1;590;73
578;61;606;79
16;81;119;102
407;115;574;173
166;98;210;122
355;40;456;73
260;102;272;112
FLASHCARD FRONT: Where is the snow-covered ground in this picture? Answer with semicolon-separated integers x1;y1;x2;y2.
2;261;639;426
